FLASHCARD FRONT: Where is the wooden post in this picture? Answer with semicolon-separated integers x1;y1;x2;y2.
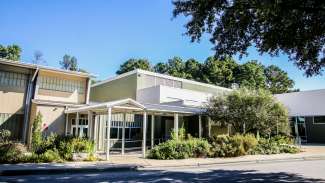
76;112;80;137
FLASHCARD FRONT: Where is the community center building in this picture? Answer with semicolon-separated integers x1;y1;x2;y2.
0;59;324;160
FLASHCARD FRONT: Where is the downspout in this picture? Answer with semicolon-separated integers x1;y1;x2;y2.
22;67;39;144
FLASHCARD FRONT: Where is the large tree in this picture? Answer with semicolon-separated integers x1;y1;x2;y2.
206;88;290;136
264;65;294;94
60;54;78;71
0;44;21;61
173;0;325;76
165;57;189;78
235;61;266;90
202;57;238;88
184;58;202;80
116;58;151;74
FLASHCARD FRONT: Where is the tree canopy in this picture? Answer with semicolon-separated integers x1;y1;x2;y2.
206;88;290;136
173;0;325;76
117;57;296;94
60;54;78;71
0;44;21;61
116;58;151;74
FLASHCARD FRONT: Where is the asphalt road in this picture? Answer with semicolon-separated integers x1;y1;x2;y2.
1;159;325;182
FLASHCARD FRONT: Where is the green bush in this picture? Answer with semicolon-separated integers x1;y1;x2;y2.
148;138;210;160
31;112;43;153
209;134;258;157
251;135;300;155
0;143;27;163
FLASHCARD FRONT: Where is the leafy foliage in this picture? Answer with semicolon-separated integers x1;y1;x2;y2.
0;44;21;61
116;58;152;74
251;136;300;155
209;134;258;157
31;112;43;153
173;0;325;76
0;129;11;143
206;88;290;136
117;57;295;93
60;54;78;71
148;138;211;160
264;65;295;94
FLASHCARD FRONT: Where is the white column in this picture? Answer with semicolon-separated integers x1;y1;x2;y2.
208;116;211;137
94;115;98;151
65;113;69;136
142;111;147;158
122;112;126;155
76;112;80;137
198;115;202;138
106;108;112;160
151;114;155;148
174;113;179;139
88;111;92;139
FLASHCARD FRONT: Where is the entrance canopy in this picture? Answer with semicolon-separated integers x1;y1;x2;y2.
65;98;204;115
65;98;146;114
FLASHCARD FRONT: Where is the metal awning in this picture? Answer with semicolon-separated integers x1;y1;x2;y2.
65;98;145;114
65;98;204;115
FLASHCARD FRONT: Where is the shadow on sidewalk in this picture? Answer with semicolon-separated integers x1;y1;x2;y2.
1;169;324;182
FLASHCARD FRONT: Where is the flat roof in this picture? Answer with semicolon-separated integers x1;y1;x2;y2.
0;58;94;78
92;69;232;91
275;89;325;116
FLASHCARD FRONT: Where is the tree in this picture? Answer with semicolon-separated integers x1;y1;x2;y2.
0;44;21;61
184;58;202;80
60;54;78;71
235;61;266;90
206;88;290;137
165;57;189;78
154;62;168;74
202;57;238;88
264;65;294;94
32;112;43;152
32;50;47;65
173;0;325;76
116;58;151;74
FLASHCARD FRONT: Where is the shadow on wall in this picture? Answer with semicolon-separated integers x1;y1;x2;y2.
0;111;24;141
0;169;323;182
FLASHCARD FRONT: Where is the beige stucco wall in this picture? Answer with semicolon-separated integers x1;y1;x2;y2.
35;70;87;104
0;86;26;114
90;73;137;102
28;104;66;138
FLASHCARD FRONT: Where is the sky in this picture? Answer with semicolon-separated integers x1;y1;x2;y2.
1;0;324;91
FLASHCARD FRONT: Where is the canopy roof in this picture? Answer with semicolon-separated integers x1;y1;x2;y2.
65;98;204;115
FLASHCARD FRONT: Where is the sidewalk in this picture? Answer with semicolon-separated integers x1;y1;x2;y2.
1;145;324;175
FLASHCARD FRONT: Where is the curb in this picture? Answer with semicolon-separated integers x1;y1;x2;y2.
138;155;325;170
0;165;138;176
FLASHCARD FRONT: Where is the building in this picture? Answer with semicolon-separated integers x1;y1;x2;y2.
275;90;325;143
0;59;92;144
66;69;231;159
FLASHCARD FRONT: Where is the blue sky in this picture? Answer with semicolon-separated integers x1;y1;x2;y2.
1;0;324;90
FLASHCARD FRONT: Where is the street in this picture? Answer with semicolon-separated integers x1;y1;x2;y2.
1;159;325;182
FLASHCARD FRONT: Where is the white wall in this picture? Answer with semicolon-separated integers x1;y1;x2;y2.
136;85;212;107
275;89;325;116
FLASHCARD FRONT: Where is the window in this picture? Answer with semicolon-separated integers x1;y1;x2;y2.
38;76;85;94
314;116;325;124
71;118;88;137
0;71;27;88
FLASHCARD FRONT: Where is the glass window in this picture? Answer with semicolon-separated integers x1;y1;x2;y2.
314;116;325;124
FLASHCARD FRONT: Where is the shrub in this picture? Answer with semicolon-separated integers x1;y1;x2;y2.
209;134;258;157
251;135;300;155
0;129;11;143
0;143;27;163
31;112;43;152
147;138;210;160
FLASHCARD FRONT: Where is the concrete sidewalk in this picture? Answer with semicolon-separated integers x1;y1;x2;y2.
1;145;324;175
